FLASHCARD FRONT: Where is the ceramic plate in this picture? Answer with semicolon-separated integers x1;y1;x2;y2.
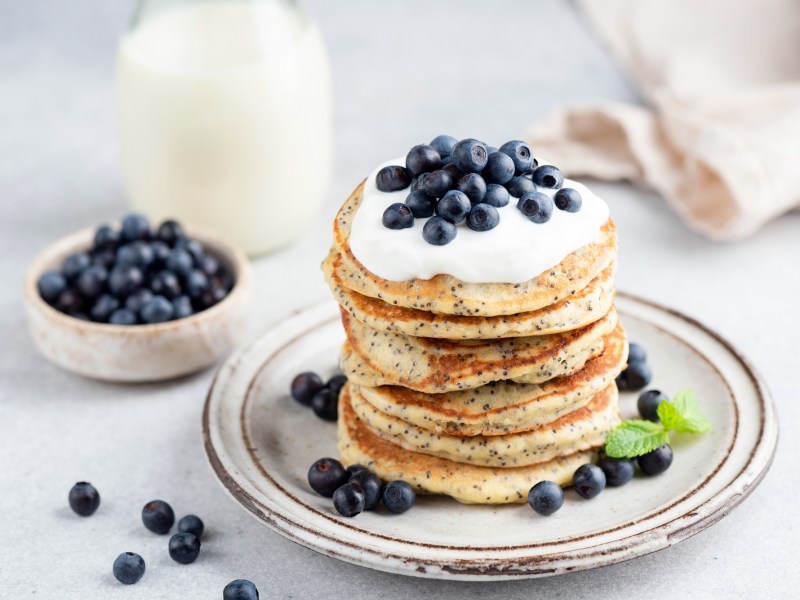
202;294;776;580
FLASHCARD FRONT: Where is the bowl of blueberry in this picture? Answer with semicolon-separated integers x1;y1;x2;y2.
24;214;252;382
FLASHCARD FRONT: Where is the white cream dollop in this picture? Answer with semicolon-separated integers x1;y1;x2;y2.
349;158;610;284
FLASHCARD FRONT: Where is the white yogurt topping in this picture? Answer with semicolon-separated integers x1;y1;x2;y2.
349;158;610;284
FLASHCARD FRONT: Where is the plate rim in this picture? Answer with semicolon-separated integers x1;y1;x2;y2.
202;292;778;580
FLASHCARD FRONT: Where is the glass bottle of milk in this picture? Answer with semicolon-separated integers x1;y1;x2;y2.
116;0;333;256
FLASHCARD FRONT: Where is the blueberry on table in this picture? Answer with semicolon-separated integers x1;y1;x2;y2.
381;480;416;514
616;361;652;392
77;265;108;299
327;374;348;396
505;175;535;198
113;552;145;585
62;252;91;281
429;134;458;158
637;444;673;476
638;389;667;422
308;457;349;497
142;499;175;534
406;144;442;176
109;308;138;325
291;372;324;406
598;456;635;487
56;288;85;314
125;288;154;313
456;173;487;204
156;219;185;246
169;532;201;564
349;470;382;510
333;482;366;517
121;213;151;242
554;188;582;212
628;342;647;364
68;481;100;516
527;480;564;516
90;294;120;323
484;151;515;184
422;216;457;246
172;295;194;320
311;388;338;422
185;269;210;300
437;190;471;224
517;192;554;224
532;165;564;189
166;248;194;277
422;169;453;198
382;203;414;230
93;224;120;251
223;579;259;600
149;270;182;299
467;203;500;232
572;463;606;499
376;165;412;192
498;140;534;175
177;514;205;539
483;183;510;208
405;191;436;219
140;295;175;324
37;271;67;304
108;265;144;298
451;138;488;173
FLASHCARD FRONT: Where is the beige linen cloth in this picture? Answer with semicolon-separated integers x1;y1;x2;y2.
527;0;800;240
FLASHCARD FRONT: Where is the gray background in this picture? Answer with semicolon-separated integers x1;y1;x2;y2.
1;0;798;598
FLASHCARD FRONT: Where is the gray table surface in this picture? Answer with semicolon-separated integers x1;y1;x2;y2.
2;1;798;598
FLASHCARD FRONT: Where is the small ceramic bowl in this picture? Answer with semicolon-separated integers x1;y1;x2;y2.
24;225;253;382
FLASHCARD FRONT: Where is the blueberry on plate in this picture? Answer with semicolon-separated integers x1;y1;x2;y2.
498;140;534;174
113;552;145;585
166;248;194;277
172;295;194;320
376;165;412;192
94;224;120;251
140;295;174;324
108;265;144;298
532;165;564;189
308;457;349;497
77;265;108;299
554;188;582;212
177;514;204;539
381;480;416;514
121;214;151;242
517;192;554;224
638;389;667;422
628;342;647;364
224;579;259;600
451;138;488;173
125;288;154;313
346;464;369;478
527;480;564;516
382;203;414;230
467;203;500;232
429;134;458;159
62;252;91;281
483;152;515;185
90;294;120;323
142;499;175;534
598;456;635;487
422;216;457;246
291;372;324;406
483;183;510;208
637;444;673;476
405;144;442;176
327;374;348;396
349;471;382;510
149;271;182;299
505;175;535;198
168;532;201;564
156;219;185;246
68;481;100;516
38;271;67;304
437;190;471;224
616;361;652;391
456;173;487;204
572;463;606;499
311;388;338;421
422;170;453;198
109;308;138;325
333;482;366;517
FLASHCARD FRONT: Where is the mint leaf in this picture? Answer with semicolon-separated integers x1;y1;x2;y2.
657;389;711;434
605;420;670;458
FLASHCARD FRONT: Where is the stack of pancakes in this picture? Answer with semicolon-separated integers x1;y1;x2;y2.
323;183;628;504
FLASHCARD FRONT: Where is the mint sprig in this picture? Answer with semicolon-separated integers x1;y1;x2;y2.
605;388;710;459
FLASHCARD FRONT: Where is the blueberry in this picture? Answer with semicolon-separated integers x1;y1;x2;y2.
527;480;564;516
638;389;667;422
116;241;155;269
346;464;369;478
467;203;500;232
422;216;457;246
382;203;414;230
177;514;205;539
554;188;582;212
572;463;606;499
441;162;463;183
422;170;453;198
291;372;324;406
308;457;349;497
498;140;534;174
484;152;515;184
628;343;647;364
598;457;635;486
91;249;116;270
198;254;219;277
156;219;185;246
483;183;510;208
410;173;427;193
429;134;458;158
68;482;100;516
168;532;201;564
140;295;174;324
121;214;151;242
185;269;210;300
125;288;154;313
113;552;145;585
349;471;381;510
149;271;182;299
437;190;471;224
149;240;171;269
176;238;204;264
404;191;435;218
517;192;554;224
94;225;120;251
375;165;412;192
381;480;416;514
224;579;259;600
406;144;442;176
108;265;144;298
532;165;564;189
451;138;488;173
109;308;138;325
56;288;85;314
505;175;535;198
311;388;338;421
90;294;120;323
142;500;175;534
166;248;194;277
637;444;673;476
62;252;91;281
77;265;108;299
327;374;348;396
194;285;227;311
38;271;67;304
332;482;365;517
456;173;487;204
172;295;194;320
616;361;653;392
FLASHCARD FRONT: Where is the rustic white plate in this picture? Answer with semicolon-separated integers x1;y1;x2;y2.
202;294;776;580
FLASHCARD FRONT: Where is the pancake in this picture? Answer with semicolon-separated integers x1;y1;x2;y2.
339;307;618;393
338;384;596;504
324;249;617;339
350;382;619;468
330;182;617;317
357;323;627;436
